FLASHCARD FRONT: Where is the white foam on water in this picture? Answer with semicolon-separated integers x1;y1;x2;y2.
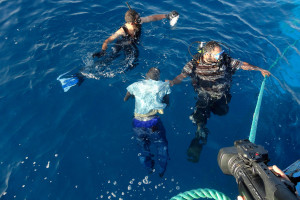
46;161;50;168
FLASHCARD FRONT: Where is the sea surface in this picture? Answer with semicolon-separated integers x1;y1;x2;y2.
0;0;299;199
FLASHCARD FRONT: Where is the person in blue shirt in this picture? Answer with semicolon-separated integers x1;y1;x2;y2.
124;67;171;177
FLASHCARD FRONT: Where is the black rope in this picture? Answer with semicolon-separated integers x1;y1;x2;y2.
126;2;132;10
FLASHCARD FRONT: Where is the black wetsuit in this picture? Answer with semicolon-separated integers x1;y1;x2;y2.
79;24;142;79
105;24;141;70
182;53;242;126
59;24;142;91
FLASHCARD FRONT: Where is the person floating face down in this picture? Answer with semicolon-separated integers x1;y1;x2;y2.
124;67;171;177
167;41;271;163
57;5;179;92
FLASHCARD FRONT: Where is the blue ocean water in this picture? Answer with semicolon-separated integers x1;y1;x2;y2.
0;0;299;199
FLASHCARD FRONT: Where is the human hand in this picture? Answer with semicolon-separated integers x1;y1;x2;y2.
268;165;291;181
166;11;179;20
92;50;106;58
260;69;271;77
165;80;174;87
237;165;292;200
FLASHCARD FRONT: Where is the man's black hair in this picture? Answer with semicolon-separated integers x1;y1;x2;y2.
125;9;139;23
146;67;160;81
203;41;221;54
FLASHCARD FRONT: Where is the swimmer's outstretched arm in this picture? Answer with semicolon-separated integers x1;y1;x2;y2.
93;28;126;58
166;73;187;87
141;11;179;23
124;91;133;102
101;28;125;51
141;14;167;23
240;62;271;77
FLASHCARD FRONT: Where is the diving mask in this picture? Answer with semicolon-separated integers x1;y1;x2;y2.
213;50;224;60
135;15;141;24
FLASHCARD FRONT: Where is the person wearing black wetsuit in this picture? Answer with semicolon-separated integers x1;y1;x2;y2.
92;8;179;69
168;41;271;163
92;9;143;70
57;7;179;92
103;23;141;70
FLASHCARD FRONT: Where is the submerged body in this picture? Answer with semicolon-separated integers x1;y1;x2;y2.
125;68;171;177
79;24;141;80
184;52;242;127
169;41;270;163
58;8;179;92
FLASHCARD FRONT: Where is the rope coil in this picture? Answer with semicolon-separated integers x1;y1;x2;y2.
170;188;231;200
